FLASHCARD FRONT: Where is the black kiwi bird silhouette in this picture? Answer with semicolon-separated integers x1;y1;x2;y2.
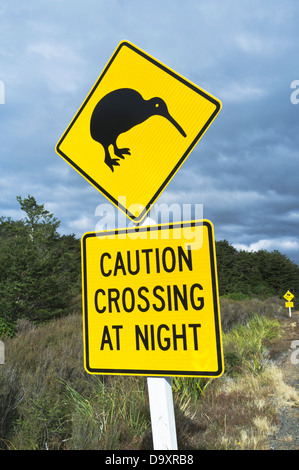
90;88;187;172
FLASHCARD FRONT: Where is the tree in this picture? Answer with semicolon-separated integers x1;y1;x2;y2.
215;239;299;300
254;249;299;298
0;196;81;324
215;240;237;295
233;250;262;295
16;195;60;240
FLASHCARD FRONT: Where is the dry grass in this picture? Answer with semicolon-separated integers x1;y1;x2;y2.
176;364;298;450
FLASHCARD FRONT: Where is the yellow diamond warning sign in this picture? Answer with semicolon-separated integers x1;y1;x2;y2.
56;41;221;223
284;290;294;302
81;220;224;377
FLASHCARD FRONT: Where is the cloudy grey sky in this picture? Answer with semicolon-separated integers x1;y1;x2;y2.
1;0;299;265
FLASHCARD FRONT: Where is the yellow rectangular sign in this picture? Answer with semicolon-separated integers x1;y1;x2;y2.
56;41;221;223
285;302;294;308
81;220;223;377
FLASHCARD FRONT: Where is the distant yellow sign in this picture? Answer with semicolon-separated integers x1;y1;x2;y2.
284;290;294;302
56;41;221;223
81;220;223;377
285;302;294;308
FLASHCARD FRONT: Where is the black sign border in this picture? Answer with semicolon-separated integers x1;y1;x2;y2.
56;41;221;223
82;220;223;377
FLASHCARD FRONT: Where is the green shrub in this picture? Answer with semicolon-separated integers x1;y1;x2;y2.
0;317;16;339
223;314;281;375
173;377;212;402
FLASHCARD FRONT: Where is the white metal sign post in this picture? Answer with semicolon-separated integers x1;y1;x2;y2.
147;376;178;450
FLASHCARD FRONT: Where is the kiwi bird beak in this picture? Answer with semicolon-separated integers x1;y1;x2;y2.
165;112;187;137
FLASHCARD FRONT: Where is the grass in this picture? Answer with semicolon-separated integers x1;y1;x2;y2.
223;314;282;374
61;376;150;450
0;295;298;450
